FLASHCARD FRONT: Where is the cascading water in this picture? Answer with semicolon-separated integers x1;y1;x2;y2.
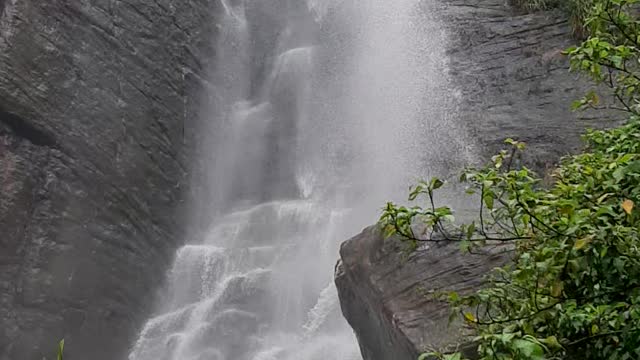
129;0;474;359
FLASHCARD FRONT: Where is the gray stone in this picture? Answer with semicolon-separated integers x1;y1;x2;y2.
0;1;221;359
443;0;621;169
336;227;509;360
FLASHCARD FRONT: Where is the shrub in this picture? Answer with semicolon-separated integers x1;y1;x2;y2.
510;0;592;37
380;1;640;359
382;125;640;359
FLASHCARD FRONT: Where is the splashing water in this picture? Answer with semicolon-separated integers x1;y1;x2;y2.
128;0;474;359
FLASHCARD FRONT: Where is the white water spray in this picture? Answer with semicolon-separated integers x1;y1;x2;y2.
129;0;473;359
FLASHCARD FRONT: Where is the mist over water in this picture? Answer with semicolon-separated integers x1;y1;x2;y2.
129;0;473;359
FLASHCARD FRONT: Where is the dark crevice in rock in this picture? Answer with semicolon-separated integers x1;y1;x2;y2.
0;108;57;148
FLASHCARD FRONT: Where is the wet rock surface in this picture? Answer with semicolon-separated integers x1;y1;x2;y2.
443;0;618;166
336;227;509;359
0;1;220;359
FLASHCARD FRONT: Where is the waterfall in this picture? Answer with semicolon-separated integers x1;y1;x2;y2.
128;0;473;359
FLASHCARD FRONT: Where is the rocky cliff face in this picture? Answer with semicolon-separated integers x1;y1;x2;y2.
445;0;617;166
0;1;219;359
336;1;616;359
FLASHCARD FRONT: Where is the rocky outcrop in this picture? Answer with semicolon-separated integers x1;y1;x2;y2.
336;227;509;359
0;1;220;359
336;2;618;360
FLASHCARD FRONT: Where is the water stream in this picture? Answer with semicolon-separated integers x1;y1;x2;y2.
129;0;473;359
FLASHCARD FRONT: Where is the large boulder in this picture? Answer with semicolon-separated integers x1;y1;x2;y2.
335;227;508;360
0;1;220;359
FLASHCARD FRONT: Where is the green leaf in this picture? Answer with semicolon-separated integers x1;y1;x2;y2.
619;153;634;163
442;214;455;223
464;312;477;323
610;55;623;67
600;246;608;258
597;193;612;204
484;192;494;210
551;280;564;297
57;339;64;360
383;224;396;239
572;99;585;110
430;178;445;191
466;222;476;240
444;354;462;360
460;240;471;253
574;236;593;250
513;339;544;360
408;185;423;201
542;335;562;350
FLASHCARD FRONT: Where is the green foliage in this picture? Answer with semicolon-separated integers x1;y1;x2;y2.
419;352;463;360
566;0;594;37
382;124;640;359
57;339;64;360
566;0;640;113
510;0;592;37
380;1;640;359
